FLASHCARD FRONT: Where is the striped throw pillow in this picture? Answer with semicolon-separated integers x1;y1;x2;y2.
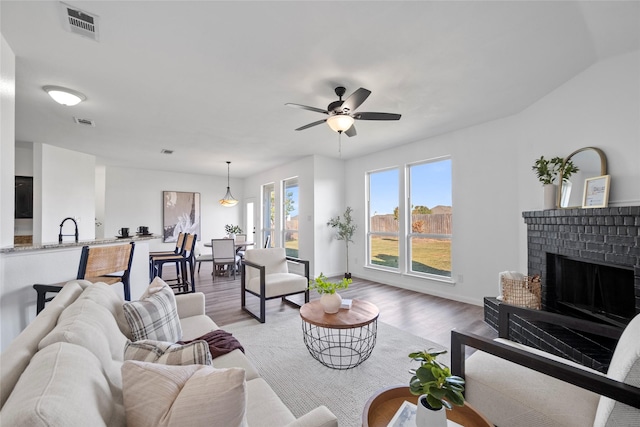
123;279;182;342
125;340;212;366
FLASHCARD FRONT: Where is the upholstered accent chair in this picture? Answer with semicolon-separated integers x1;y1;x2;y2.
451;304;640;427
241;248;309;323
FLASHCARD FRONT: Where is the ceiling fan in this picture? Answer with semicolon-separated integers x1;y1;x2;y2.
285;86;401;137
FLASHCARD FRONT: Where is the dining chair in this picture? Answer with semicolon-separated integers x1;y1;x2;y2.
235;234;247;259
210;238;241;281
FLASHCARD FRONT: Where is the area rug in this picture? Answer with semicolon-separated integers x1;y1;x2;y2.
224;309;448;427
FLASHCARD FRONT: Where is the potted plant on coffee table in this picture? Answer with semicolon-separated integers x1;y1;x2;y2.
308;273;352;314
409;349;465;427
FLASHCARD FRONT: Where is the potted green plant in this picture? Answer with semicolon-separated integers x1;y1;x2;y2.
532;156;578;209
409;349;465;427
224;224;243;238
327;206;357;279
308;273;352;313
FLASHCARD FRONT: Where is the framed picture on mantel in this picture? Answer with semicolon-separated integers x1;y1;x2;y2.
162;191;201;242
582;175;610;208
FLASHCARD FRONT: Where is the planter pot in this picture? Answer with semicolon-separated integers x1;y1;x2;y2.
415;395;447;427
344;273;352;280
543;183;557;210
320;293;342;314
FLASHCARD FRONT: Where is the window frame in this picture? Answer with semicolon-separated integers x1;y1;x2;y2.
282;177;299;257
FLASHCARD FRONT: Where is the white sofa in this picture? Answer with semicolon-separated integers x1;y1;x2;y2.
0;280;337;427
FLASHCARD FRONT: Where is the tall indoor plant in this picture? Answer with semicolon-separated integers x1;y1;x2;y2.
327;206;357;279
409;349;465;427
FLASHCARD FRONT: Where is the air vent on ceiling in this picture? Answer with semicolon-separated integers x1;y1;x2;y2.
161;149;174;155
59;2;100;41
73;117;95;127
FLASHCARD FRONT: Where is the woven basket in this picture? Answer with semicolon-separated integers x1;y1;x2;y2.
501;275;541;310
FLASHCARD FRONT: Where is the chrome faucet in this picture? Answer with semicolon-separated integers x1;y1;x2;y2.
59;217;79;243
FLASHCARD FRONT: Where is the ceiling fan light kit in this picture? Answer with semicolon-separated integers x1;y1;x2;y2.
43;85;86;106
286;86;401;137
219;161;238;207
326;114;355;133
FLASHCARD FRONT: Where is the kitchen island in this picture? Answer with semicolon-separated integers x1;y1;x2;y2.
0;234;161;350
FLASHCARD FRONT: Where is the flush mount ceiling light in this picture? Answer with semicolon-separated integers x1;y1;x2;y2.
43;85;86;106
219;161;238;207
326;114;355;133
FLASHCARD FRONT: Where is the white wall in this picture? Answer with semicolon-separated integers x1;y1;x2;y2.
0;35;15;248
35;144;96;244
103;166;243;253
313;156;347;277
343;50;639;306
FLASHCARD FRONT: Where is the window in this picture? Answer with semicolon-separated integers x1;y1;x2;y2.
283;177;299;257
366;157;452;280
262;183;275;247
408;158;452;278
367;168;399;269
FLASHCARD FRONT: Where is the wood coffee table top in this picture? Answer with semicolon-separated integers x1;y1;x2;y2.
363;385;492;427
300;299;379;329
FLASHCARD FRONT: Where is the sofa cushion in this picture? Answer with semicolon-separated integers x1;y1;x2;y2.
123;277;182;342
38;295;128;392
0;280;87;408
1;341;124;426
76;281;132;338
122;360;246;427
124;339;212;365
245;377;296;426
594;312;640;427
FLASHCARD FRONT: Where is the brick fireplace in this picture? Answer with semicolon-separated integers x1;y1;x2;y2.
485;206;640;372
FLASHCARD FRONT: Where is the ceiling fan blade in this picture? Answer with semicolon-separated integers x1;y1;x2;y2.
285;103;328;115
345;124;357;137
294;119;327;131
340;88;371;113
354;112;401;121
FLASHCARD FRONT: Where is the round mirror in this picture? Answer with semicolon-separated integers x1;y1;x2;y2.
557;147;607;208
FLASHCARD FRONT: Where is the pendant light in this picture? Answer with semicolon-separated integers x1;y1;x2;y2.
219;161;238;207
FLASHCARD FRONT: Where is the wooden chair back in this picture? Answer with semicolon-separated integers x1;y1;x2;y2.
78;243;134;279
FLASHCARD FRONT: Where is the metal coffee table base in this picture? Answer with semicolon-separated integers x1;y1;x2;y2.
301;320;378;369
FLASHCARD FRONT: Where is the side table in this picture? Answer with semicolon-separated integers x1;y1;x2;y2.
300;299;379;370
362;385;492;427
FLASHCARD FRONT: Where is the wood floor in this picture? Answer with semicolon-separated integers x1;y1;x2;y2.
173;263;497;350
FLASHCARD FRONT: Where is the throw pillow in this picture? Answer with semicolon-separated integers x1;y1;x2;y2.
124;339;212;366
122;360;247;427
123;277;182;342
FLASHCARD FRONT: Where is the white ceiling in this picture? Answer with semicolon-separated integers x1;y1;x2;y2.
2;1;639;178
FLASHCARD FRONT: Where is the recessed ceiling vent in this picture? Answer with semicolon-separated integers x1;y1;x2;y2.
59;2;100;41
73;117;95;127
161;149;174;155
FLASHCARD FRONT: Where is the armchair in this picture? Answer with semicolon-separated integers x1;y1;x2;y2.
451;304;640;427
241;248;309;323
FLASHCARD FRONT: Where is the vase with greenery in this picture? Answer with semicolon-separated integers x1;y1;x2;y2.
308;273;352;313
224;224;243;237
409;349;465;426
532;156;578;209
327;206;357;279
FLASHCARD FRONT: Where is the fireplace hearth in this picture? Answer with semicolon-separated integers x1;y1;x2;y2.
485;206;640;372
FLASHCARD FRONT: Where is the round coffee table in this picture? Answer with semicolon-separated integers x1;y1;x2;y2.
300;299;379;370
362;385;492;427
